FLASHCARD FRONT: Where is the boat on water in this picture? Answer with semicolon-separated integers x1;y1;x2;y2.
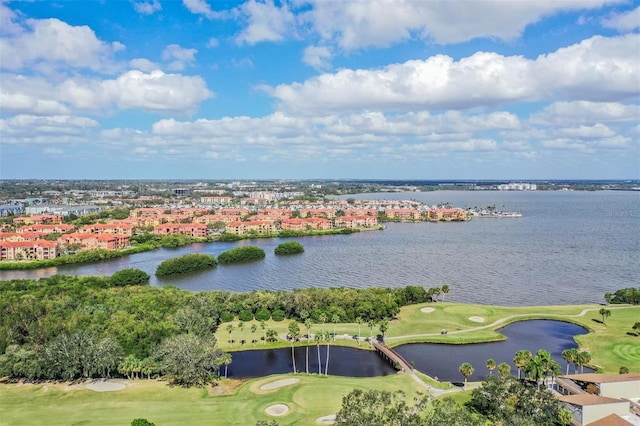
478;211;523;218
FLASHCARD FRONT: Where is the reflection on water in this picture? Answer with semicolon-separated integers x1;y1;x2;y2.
226;320;587;380
395;320;590;382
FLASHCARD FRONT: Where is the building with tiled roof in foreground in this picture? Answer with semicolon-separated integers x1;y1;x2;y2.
555;374;640;426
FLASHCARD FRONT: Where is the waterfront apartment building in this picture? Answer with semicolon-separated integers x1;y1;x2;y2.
153;223;208;237
224;220;277;235
0;240;58;261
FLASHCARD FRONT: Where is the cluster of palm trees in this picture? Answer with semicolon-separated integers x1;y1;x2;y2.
287;320;337;376
561;348;592;375
427;284;450;302
225;321;269;347
461;348;573;388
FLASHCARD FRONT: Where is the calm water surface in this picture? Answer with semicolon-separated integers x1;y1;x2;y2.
1;191;638;306
226;320;588;379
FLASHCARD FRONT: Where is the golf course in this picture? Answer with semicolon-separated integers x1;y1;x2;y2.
1;302;638;425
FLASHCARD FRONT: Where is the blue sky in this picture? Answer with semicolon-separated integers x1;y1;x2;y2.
1;0;639;180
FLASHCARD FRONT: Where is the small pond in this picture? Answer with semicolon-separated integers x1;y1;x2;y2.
226;320;589;380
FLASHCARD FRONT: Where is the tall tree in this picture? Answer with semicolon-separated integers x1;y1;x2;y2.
324;331;331;376
304;318;312;374
575;351;591;374
562;348;578;375
599;308;611;324
260;320;267;345
226;324;234;347
486;358;496;375
378;318;389;342
288;321;300;374
220;352;232;378
497;362;511;378
314;333;322;375
331;313;340;341
238;321;245;345
368;319;376;339
355;316;363;344
250;323;257;346
513;350;532;380
459;362;474;387
441;284;450;302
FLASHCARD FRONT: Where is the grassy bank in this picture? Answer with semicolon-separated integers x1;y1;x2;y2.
0;374;423;426
216;302;640;373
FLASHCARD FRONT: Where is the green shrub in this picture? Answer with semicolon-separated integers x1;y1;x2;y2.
274;241;304;255
217;233;244;242
220;311;234;322
110;268;150;286
271;309;285;321
238;309;254;321
156;254;217;277
218;246;265;264
255;308;271;321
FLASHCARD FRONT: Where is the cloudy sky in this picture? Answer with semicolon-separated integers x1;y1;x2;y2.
1;0;639;180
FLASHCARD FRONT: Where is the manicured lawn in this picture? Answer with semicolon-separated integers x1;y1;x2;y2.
0;374;424;426
216;303;640;374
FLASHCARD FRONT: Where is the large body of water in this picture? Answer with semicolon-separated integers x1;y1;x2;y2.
1;190;638;305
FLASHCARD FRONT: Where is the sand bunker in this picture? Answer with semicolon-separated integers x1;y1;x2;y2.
420;307;435;313
316;414;336;424
259;378;300;391
85;380;126;392
265;404;289;416
468;316;485;323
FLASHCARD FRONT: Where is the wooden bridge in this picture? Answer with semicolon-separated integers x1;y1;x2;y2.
371;341;413;372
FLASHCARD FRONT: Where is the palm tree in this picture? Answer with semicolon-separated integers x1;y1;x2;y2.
238;321;245;345
441;284;450;302
548;360;561;387
599;308;611;324
250;323;257;346
304;318;312;374
355;316;363;344
260;320;267;345
486;358;496;375
314;333;322;375
226;324;234;347
576;351;591;374
459;362;474;387
319;313;327;334
498;362;511;378
378;318;389;342
527;350;550;388
331;313;340;341
288;321;300;374
221;353;232;378
324;331;331;376
562;348;578;375
432;287;441;302
368;319;376;339
513;350;532;380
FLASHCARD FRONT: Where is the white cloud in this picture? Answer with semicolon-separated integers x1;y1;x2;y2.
302;45;332;69
529;101;640;126
602;6;640;32
2;70;212;115
133;0;162;15
207;37;219;48
557;123;616;139
161;44;198;70
263;35;640;115
0;17;124;72
0;114;99;144
182;0;225;19
303;0;627;50
236;0;296;44
129;58;159;71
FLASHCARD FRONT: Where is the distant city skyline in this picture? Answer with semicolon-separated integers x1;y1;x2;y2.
1;0;639;180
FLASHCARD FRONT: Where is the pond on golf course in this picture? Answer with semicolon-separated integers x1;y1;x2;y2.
226;319;590;381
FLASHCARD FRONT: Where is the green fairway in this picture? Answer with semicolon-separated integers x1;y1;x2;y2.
217;303;640;374
0;374;425;426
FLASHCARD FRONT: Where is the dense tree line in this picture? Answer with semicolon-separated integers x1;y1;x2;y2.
155;254;217;277
607;287;640;305
0;274;430;383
